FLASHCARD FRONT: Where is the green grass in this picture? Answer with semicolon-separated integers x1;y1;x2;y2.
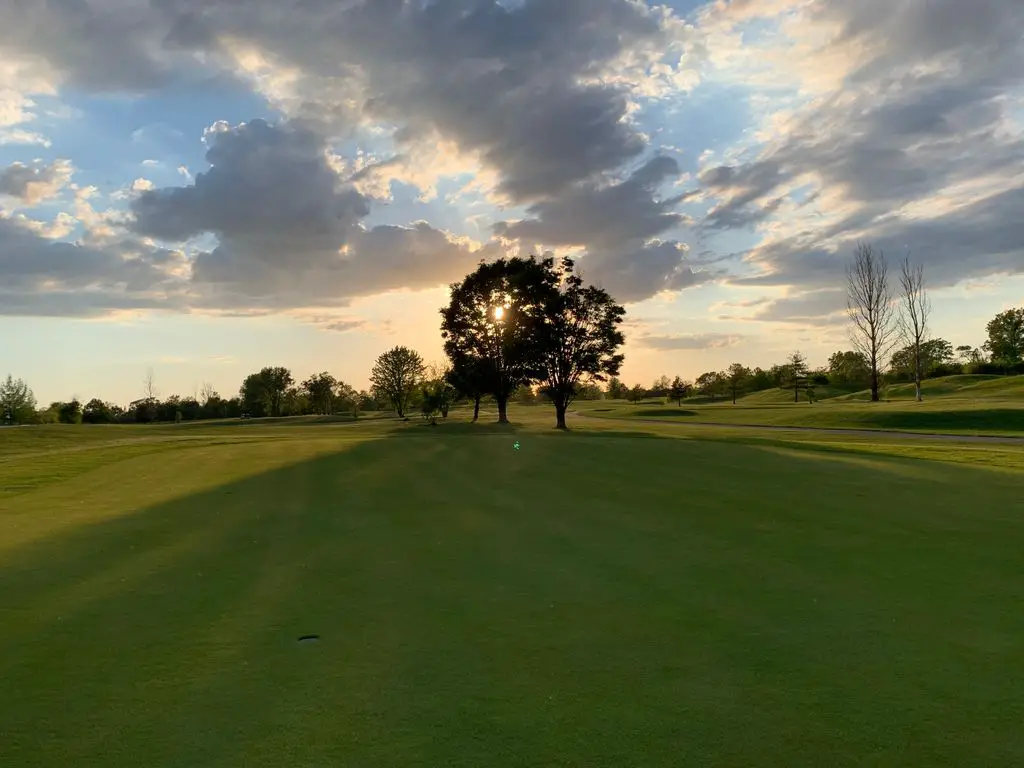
578;380;1024;436
831;374;1024;402
3;413;1024;765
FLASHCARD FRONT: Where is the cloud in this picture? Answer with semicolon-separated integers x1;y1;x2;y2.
321;319;369;334
582;240;712;305
0;215;188;317
2;0;700;201
0;128;51;147
8;0;1023;327
695;0;1024;300
748;289;848;324
0;159;73;205
498;156;690;248
1;2;710;314
635;332;745;350
132;118;504;310
2;210;78;239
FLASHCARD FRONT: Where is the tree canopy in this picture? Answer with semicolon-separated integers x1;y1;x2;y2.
984;308;1024;365
440;255;557;424
535;257;625;429
370;346;424;417
0;375;37;425
240;366;294;417
441;255;625;429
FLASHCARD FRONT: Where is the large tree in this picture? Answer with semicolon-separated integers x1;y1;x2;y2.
726;363;751;405
827;350;871;388
0;375;37;425
302;372;338;415
890;339;953;380
58;399;83;424
897;255;931;401
370;346;424;417
695;371;725;401
983;307;1024;365
534;257;625;430
240;366;294;417
440;256;555;424
605;376;628;400
846;242;897;402
445;355;488;422
668;376;688;406
82;398;120;424
783;352;809;403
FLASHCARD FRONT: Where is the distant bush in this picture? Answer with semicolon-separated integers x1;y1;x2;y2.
928;363;965;379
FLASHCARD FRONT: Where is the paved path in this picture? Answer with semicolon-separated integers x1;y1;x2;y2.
570;411;1024;445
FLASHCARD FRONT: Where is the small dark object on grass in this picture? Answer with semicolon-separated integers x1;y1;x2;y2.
297;634;320;644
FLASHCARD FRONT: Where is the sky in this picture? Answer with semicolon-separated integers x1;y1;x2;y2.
2;0;1023;406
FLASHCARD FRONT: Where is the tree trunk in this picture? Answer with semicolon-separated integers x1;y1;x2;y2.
554;399;568;430
870;368;880;402
472;396;480;422
794;385;799;404
496;397;509;424
915;351;923;402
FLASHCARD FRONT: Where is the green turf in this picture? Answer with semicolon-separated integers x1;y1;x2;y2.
578;391;1024;436
3;413;1024;765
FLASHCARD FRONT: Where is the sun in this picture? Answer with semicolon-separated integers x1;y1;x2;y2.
494;306;505;320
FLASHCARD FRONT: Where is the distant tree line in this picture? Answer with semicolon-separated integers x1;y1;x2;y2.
3;246;1021;425
598;304;1023;405
0;367;388;426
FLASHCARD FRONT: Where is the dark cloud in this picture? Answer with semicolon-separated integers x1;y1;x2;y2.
581;240;712;305
0;216;187;317
133;119;501;310
749;290;848;324
4;0;693;202
498;156;688;248
0;160;73;204
5;1;701;312
0;0;215;91
132;119;371;254
317;0;688;201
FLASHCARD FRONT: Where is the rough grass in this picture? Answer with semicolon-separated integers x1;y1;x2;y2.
3;412;1024;766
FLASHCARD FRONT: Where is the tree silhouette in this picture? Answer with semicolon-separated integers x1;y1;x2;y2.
846;242;897;402
983;307;1024;365
668;376;688;406
370;346;424;418
898;254;931;401
535;257;625;430
440;256;553;424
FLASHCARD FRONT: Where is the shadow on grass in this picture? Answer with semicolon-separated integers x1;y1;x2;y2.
633;408;699;418
864;409;1024;433
3;427;1024;766
557;429;675;441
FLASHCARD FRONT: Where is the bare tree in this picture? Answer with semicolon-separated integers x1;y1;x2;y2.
898;253;930;402
199;381;217;406
846;242;897;402
143;367;158;401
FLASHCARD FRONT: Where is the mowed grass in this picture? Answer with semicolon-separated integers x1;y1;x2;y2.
578;376;1024;436
3;414;1024;766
